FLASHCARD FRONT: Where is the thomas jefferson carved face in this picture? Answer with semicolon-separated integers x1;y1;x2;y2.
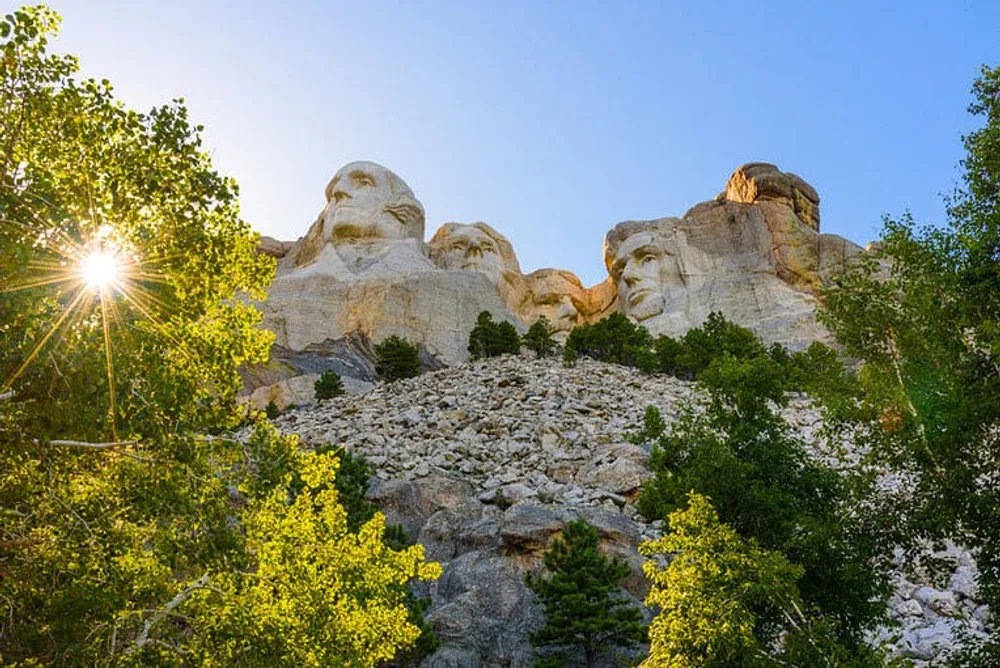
323;161;424;243
429;224;506;283
428;222;520;287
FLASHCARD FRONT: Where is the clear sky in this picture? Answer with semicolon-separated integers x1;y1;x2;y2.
27;0;1000;285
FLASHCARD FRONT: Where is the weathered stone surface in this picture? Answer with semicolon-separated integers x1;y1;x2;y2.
259;163;525;366
254;160;877;387
604;207;828;349
725;162;820;232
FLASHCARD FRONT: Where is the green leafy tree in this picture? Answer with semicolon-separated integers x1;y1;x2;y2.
374;334;422;381
819;64;1000;658
640;493;891;667
523;315;558;357
0;9;439;664
635;353;892;649
526;519;645;668
314;368;346;400
185;450;443;667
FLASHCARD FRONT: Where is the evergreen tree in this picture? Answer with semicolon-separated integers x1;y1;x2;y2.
374;335;422;381
468;310;521;358
562;344;578;367
523;316;558;357
526;519;645;667
314;369;346;400
496;319;522;355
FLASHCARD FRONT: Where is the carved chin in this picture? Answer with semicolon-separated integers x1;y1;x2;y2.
627;293;665;321
330;211;403;241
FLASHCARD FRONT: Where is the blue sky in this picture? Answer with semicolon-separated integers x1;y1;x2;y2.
32;1;1000;285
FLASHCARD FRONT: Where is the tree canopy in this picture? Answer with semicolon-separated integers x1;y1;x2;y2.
0;8;439;664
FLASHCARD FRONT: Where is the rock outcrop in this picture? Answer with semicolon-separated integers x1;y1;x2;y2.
248;160;871;404
262;355;989;667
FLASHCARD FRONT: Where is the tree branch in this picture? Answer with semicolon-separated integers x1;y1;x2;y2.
128;573;215;655
41;439;139;449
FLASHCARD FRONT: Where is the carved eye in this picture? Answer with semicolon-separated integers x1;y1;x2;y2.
349;171;376;187
641;253;656;265
332;191;350;203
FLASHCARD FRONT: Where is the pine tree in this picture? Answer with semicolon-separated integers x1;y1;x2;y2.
526;519;645;667
374;335;422;381
468;310;521;358
314;369;346;400
523;316;557;357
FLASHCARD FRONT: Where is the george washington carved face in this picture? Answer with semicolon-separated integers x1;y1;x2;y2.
323;161;425;243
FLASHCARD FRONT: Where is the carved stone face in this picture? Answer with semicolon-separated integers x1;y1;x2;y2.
430;224;506;284
609;231;672;322
323;161;424;243
526;270;588;332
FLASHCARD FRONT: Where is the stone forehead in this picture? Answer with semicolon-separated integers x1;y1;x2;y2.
527;268;584;292
429;222;521;273
603;218;683;269
324;160;416;203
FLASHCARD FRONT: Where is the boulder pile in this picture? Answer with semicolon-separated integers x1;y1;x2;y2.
268;355;989;666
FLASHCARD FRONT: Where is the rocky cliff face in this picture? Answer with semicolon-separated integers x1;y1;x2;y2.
264;356;988;667
247;159;867;407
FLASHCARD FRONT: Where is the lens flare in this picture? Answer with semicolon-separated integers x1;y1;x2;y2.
80;250;120;289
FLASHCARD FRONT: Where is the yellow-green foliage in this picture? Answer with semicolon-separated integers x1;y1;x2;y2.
638;493;802;667
187;451;442;667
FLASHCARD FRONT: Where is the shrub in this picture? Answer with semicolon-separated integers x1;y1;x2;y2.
374;335;422;382
562;344;578;367
523;315;558;358
314;369;346;400
265;400;281;419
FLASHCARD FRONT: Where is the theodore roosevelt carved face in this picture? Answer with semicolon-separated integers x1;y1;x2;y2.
523;269;589;332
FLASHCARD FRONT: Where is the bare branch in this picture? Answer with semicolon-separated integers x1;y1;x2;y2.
41;439;139;449
129;573;216;655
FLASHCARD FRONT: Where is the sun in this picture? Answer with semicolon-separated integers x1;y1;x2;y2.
80;250;120;289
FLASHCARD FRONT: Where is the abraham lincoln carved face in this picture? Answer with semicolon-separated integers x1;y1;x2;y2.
323;161;425;243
